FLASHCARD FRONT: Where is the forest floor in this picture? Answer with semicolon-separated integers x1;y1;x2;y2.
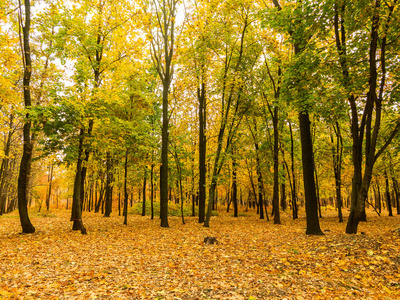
1;207;400;300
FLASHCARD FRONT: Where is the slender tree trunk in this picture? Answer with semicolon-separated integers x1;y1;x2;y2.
393;178;400;215
17;0;35;233
151;164;154;220
204;17;248;228
385;171;393;217
331;122;344;222
280;165;287;211
46;164;53;211
104;153;113;217
248;117;265;220
272;107;280;224
314;166;322;218
142;167;147;216
123;150;129;225
232;152;238;218
198;80;206;223
289;122;298;219
0;116;13;215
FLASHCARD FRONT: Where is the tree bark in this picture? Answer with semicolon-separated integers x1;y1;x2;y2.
17;0;35;233
0;115;13;215
385;171;393;217
232;150;238;218
289;122;298;219
142;166;147;216
331;122;343;222
123;150;129;225
299;112;323;235
46;164;53;211
104;152;113;217
70;129;87;234
198;80;206;223
151;164;154;220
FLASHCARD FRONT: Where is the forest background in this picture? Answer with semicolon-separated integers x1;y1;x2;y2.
0;0;400;235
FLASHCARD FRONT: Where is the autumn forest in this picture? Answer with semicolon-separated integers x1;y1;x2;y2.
1;0;400;298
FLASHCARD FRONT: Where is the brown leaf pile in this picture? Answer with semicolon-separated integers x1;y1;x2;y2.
1;208;400;299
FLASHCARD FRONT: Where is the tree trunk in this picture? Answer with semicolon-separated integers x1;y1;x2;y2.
18;0;35;233
331;122;343;222
123;150;129;225
142;167;147;216
299;112;323;235
314;165;322;218
289;122;298;219
232;152;238;218
70;129;87;234
0;116;13;215
198;80;206;223
393;178;400;215
151;164;154;220
385;171;393;217
272;107;280;225
46;164;53;211
280;166;287;211
104;152;113;217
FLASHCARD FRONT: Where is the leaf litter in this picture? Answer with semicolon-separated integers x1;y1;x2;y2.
1;208;400;299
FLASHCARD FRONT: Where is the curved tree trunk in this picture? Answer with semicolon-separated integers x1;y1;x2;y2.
18;0;35;234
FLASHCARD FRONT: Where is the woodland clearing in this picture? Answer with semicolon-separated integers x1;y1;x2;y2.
1;208;400;299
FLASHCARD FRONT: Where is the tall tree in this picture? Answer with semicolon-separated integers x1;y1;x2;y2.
204;0;260;227
269;0;323;234
145;0;179;227
17;0;35;233
332;0;400;233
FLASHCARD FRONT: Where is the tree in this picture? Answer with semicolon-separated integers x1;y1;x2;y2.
268;0;323;234
145;0;179;227
17;0;35;234
332;0;400;233
204;0;261;227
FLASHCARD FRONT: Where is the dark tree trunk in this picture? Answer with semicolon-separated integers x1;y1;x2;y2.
289;122;298;219
272;107;280;225
95;183;104;213
232;152;238;218
376;182;382;213
0;115;13;215
331;122;343;222
280;166;287;211
46;164;53;211
151;164;154;220
142;167;147;216
104;153;113;217
249;118;265;220
314;166;322;218
156;0;178;229
333;1;399;233
273;0;323;234
198;80;206;223
123;150;129;225
70;129;87;234
18;0;35;233
385;171;393;217
299;112;323;235
393;178;400;215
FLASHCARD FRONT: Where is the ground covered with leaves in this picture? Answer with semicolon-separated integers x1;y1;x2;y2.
1;208;400;299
